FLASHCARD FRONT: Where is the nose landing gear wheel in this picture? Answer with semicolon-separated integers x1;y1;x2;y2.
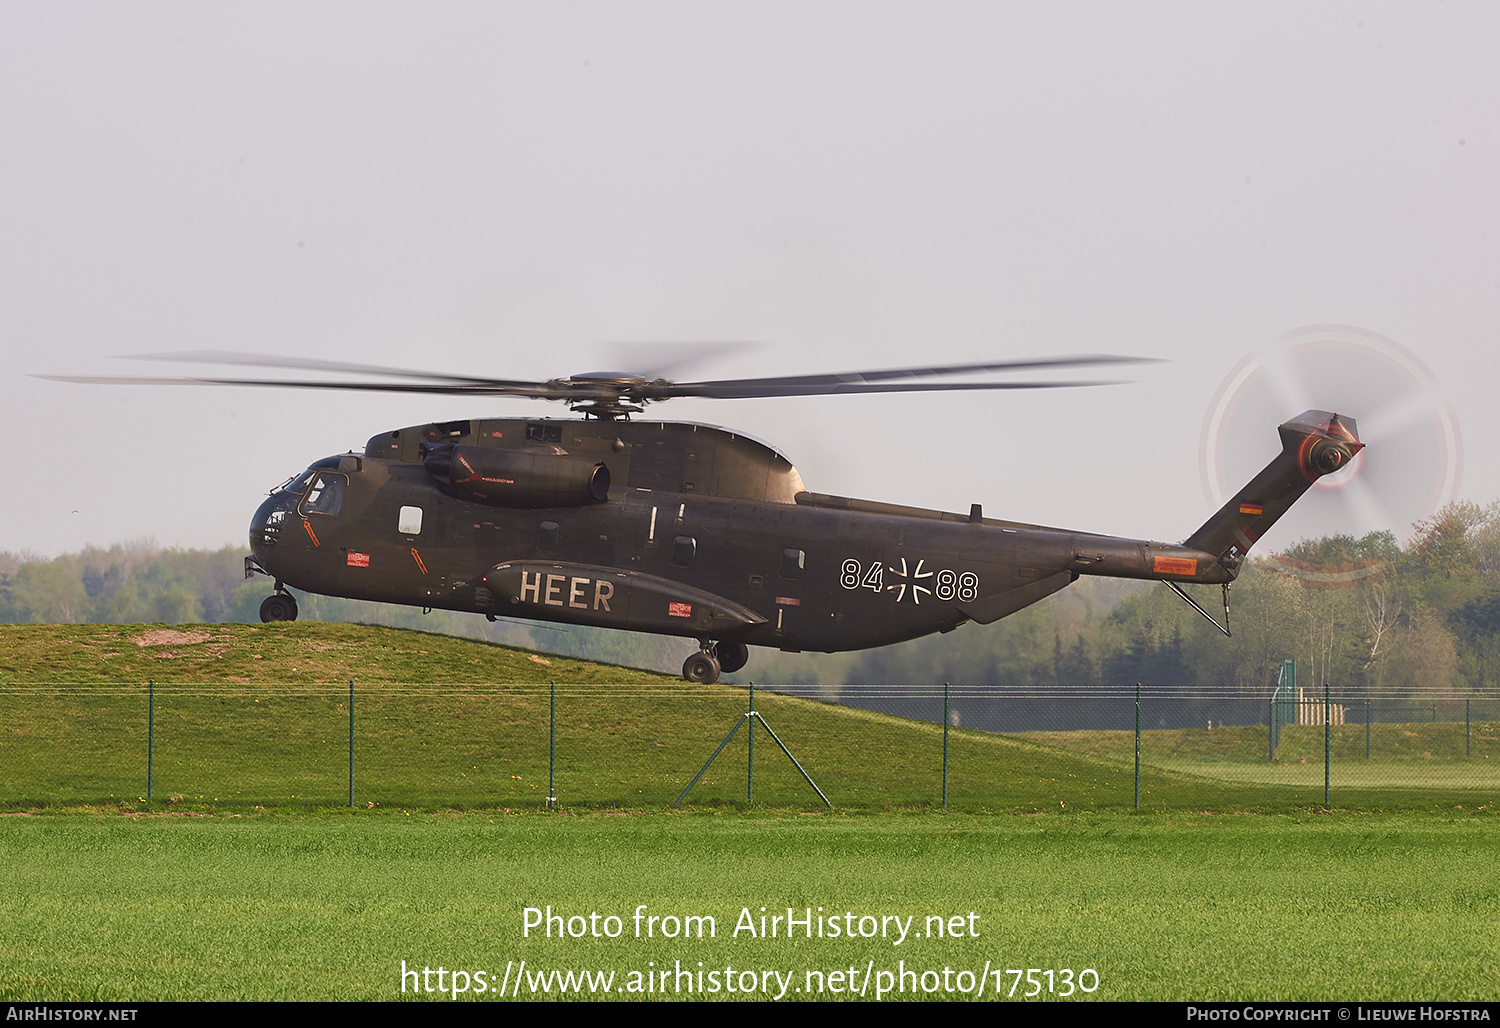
259;593;299;623
682;651;721;684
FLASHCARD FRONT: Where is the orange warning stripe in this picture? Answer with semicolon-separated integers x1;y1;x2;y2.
410;548;428;575
1152;555;1197;576
302;519;319;547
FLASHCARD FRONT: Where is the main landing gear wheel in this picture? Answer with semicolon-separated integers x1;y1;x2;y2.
715;641;749;675
259;593;299;623
682;651;721;684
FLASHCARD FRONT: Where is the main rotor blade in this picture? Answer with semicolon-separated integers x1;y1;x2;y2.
45;350;1157;404
40;373;1126;400
648;378;1128;399
655;354;1159;397
127;350;542;389
37;374;581;399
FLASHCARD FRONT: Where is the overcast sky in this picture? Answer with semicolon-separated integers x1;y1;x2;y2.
3;3;1494;559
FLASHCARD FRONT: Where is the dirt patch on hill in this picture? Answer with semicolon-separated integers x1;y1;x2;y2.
132;629;213;648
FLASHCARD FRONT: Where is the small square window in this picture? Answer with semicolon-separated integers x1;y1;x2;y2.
781;548;805;579
398;506;423;535
671;536;697;568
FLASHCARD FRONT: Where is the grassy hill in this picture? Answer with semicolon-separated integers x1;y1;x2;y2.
0;622;675;684
1;624;1492;812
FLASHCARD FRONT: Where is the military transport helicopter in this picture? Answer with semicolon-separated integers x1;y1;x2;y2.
51;352;1361;683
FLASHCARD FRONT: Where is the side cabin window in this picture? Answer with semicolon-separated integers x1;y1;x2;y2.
301;474;346;516
398;506;423;535
671;536;696;568
781;548;805;579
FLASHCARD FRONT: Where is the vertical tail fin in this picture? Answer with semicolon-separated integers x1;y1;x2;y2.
1185;410;1362;573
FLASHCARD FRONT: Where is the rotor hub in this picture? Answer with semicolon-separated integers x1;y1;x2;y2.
567;371;649;389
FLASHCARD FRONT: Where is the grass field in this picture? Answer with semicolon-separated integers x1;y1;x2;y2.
1026;721;1500;766
1023;723;1500;792
1;624;1495;1002
0;811;1494;1002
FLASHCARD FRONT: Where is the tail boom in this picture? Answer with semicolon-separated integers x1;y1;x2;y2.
1184;409;1362;574
1065;410;1361;586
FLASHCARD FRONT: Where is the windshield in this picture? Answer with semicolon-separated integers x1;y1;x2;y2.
272;456;343;496
273;469;318;495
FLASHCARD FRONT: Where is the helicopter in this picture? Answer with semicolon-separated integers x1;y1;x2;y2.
51;352;1362;683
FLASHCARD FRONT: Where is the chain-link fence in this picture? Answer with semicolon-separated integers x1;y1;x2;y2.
2;681;1496;810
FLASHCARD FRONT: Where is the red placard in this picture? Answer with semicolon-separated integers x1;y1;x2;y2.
1152;555;1197;576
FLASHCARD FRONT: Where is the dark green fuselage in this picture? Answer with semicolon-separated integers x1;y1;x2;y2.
249;411;1354;654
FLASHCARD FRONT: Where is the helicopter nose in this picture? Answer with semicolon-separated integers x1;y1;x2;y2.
248;492;294;572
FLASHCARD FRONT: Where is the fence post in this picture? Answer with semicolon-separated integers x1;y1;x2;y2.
1466;698;1471;758
548;681;557;810
942;682;949;810
747;683;754;805
348;680;354;809
1324;682;1330;811
1366;699;1371;761
1134;683;1141;811
147;679;154;805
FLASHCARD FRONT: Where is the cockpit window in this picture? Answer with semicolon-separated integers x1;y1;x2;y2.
274;469;318;495
274;457;344;497
301;474;346;516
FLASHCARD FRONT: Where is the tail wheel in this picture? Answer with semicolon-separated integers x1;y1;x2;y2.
715;641;749;674
259;593;299;623
682;652;720;684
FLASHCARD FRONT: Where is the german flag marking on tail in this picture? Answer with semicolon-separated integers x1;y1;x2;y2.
1239;502;1264;516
